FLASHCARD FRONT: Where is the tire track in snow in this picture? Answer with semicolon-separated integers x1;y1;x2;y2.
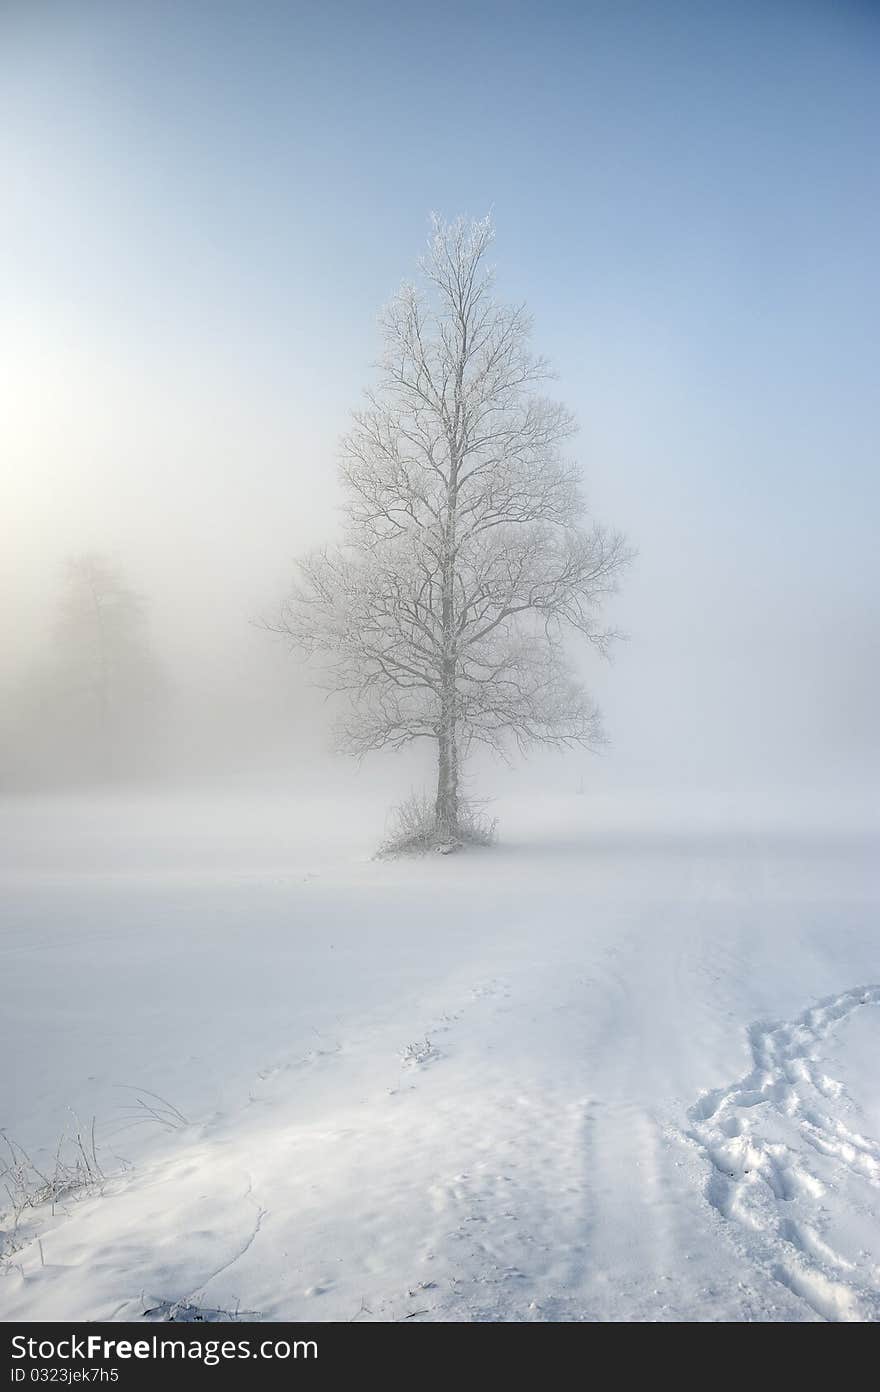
383;964;605;1320
421;1090;596;1320
684;985;880;1321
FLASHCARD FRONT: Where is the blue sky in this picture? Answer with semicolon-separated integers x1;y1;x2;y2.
3;0;878;795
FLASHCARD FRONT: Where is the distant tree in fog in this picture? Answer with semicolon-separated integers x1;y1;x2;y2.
270;216;632;846
15;553;165;784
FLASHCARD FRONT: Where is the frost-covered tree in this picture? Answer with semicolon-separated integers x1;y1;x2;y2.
14;553;165;783
273;216;632;842
57;554;148;728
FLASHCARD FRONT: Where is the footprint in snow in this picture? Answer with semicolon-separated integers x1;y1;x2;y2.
683;984;880;1322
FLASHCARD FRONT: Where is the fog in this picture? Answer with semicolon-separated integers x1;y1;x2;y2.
5;1;880;1331
3;0;878;827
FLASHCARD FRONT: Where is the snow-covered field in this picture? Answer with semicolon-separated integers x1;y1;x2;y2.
1;792;878;1322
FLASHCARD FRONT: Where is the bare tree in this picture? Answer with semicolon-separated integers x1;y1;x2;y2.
58;554;139;732
271;216;632;842
12;553;165;784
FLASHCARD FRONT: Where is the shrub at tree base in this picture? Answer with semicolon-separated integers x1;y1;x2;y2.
377;792;497;857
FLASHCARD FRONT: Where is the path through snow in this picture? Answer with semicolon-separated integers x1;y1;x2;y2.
1;795;878;1321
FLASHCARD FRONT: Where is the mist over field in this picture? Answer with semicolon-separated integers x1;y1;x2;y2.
2;0;879;1327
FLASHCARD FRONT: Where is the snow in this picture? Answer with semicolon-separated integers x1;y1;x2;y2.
1;791;878;1322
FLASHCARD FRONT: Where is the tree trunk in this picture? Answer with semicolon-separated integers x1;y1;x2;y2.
436;336;463;840
436;530;458;837
435;689;458;839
